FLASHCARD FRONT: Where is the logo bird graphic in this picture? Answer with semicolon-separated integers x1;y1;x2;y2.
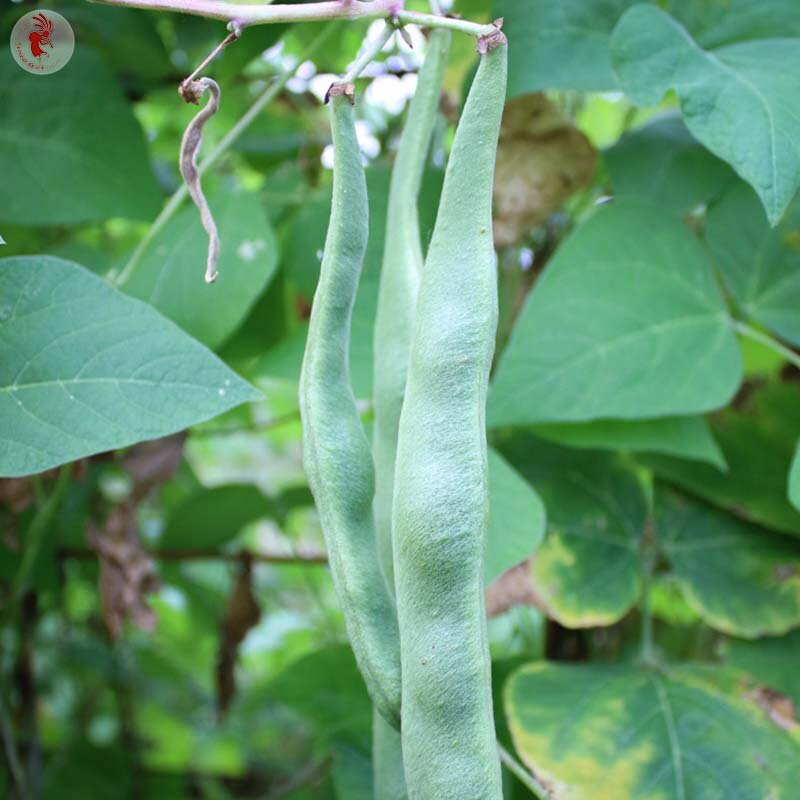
28;13;54;58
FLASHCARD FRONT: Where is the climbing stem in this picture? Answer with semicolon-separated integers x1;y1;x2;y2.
498;744;549;799
93;0;494;37
11;464;73;609
734;320;800;370
114;23;340;287
342;22;395;83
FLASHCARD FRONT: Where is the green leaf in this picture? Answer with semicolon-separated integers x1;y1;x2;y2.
643;383;800;537
498;435;649;627
671;0;800;50
494;0;636;94
0;256;259;477
488;202;741;426
605;113;735;214
533;415;725;468
332;744;372;800
124;193;279;350
159;485;275;549
611;4;800;225
505;661;800;800
725;630;800;707
656;490;800;638
485;448;546;585
707;181;800;346
57;1;173;82
0;48;161;225
261;645;372;748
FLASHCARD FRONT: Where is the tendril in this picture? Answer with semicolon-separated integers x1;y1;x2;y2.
179;77;222;284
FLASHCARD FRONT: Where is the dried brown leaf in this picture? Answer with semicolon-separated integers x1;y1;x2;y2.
493;94;596;248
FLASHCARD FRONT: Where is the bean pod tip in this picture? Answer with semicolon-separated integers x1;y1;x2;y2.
477;18;506;54
325;82;356;105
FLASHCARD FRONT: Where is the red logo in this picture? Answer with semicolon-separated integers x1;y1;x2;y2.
29;13;55;59
10;9;74;75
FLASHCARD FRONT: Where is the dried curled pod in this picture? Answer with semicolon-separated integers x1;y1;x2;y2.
179;77;221;284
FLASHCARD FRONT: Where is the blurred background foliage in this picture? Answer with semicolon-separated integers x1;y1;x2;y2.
2;0;800;797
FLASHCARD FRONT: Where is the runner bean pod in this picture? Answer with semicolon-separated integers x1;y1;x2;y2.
299;84;401;728
392;32;508;799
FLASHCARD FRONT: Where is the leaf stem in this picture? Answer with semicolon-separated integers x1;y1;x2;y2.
0;700;27;800
113;22;340;288
92;0;495;37
498;743;549;799
734;320;800;370
342;21;395;83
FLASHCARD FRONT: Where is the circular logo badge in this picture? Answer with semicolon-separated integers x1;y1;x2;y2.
10;10;74;76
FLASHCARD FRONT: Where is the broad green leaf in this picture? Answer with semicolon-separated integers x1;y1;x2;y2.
0;256;259;477
605;114;735;214
707;181;800;346
251;325;309;385
485;448;546;585
644;383;800;537
259;645;372;747
488;202;741;426
498;435;649;627
506;661;800;800
533;415;725;468
57;1;173;81
159;485;275;549
725;630;800;707
495;0;636;94
672;0;800;50
0;48;161;225
611;5;800;225
124;193;278;350
656;490;800;638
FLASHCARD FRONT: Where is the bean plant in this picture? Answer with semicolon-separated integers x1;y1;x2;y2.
2;1;800;800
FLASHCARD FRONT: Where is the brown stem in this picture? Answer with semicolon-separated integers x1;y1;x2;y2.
58;547;328;565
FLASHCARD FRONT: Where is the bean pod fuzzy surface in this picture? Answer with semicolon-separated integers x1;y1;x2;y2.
392;36;508;800
299;85;401;728
372;31;451;799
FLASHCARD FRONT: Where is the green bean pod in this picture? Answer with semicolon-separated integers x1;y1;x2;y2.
299;85;401;728
372;33;450;797
373;26;451;606
392;34;507;800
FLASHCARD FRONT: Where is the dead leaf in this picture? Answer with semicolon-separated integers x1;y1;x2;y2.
87;504;160;639
122;433;186;501
493;93;596;248
746;686;798;732
216;558;261;719
485;560;544;617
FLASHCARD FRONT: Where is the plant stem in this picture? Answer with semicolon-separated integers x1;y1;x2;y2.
93;0;495;36
498;744;549;799
342;22;395;83
0;700;27;800
734;320;800;370
113;22;340;287
58;546;328;565
639;573;654;663
11;465;73;610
